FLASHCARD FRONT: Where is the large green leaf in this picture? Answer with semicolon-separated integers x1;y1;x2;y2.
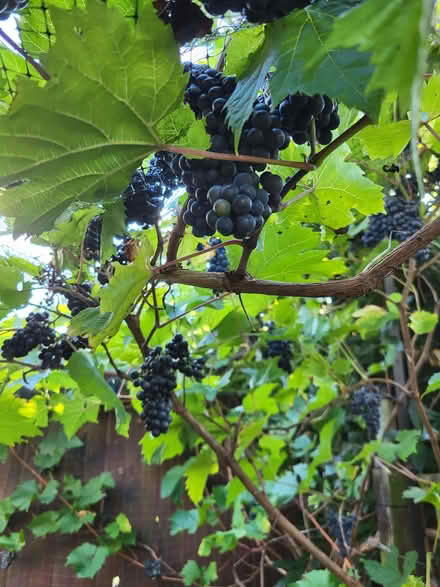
0;0;193;236
284;143;384;228
242;220;346;282
308;0;431;110
270;2;382;117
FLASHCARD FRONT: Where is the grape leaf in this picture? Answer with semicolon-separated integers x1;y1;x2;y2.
294;569;340;587
90;232;153;347
0;394;44;445
182;560;202;586
39;480;60;505
225;31;280;147
0;0;192;236
285;143;384;228
28;511;61;537
33;425;83;469
224;26;265;78
409;310;439;334
67;351;130;436
66;543;110;579
358;121;411;159
244;220;346;282
270;3;382;117
56;509;96;534
170;509;200;536
363;546;417;587
307;0;429;110
10;480;39;512
52;391;100;439
0;531;25;552
0;499;15;533
185;449;218;505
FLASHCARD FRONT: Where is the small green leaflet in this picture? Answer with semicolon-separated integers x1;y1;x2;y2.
181;560;217;587
10;480;39;511
170;509;200;536
409;310;439;334
293;569;341;587
28;511;61;537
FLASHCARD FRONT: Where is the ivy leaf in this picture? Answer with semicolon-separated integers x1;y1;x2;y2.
308;0;428;110
409;310;439;334
170;509;200;536
67;351;130;436
363;545;417;587
185;449;218;505
28;511;60;537
39;480;60;505
270;3;382;117
90;233;153;347
0;394;45;445
0;0;190;236
10;480;39;512
66;543;110;579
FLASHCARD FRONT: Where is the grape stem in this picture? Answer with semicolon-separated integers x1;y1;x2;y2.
0;29;51;82
280;114;372;198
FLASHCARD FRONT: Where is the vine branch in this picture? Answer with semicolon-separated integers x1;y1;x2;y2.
171;394;361;587
160;216;440;298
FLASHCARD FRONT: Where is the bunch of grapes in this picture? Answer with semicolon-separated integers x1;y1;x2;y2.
63;283;95;317
148;151;183;198
207;238;229;272
179;64;287;238
327;509;356;557
183;62;237;119
350;385;381;439
263;340;293;373
2;312;56;361
276;92;340;145
144;559;161;578
123;169;164;228
183;170;274;238
200;0;311;23
131;334;205;437
83;215;102;261
362;195;430;263
38;337;88;370
0;0;28;20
